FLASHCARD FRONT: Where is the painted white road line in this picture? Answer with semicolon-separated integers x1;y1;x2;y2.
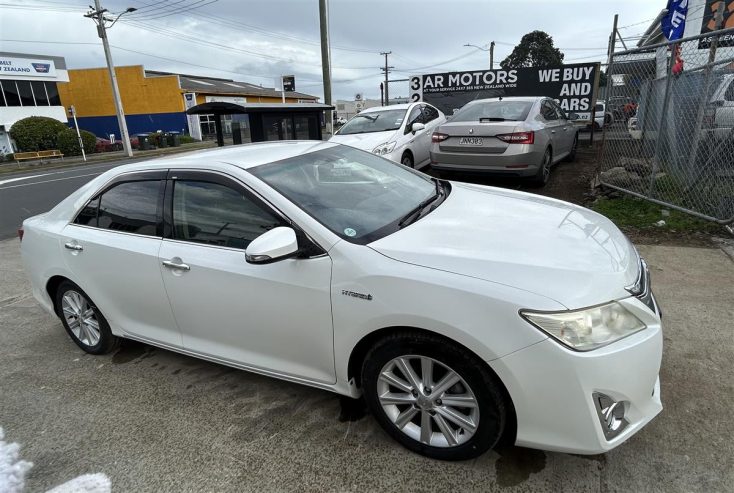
0;172;102;190
0;163;119;187
0;173;54;186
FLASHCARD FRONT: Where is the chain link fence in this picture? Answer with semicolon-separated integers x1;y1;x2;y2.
598;27;734;225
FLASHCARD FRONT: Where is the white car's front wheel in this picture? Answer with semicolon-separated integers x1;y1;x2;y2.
55;280;119;354
361;331;507;460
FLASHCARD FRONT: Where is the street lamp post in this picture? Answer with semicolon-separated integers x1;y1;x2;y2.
464;41;495;69
85;2;137;157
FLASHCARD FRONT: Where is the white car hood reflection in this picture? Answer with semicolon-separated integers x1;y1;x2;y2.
329;130;400;152
368;182;638;309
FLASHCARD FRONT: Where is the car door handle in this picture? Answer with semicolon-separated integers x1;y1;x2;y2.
551;130;556;134
64;242;83;251
162;260;190;271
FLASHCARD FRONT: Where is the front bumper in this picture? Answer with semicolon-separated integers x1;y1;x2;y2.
490;296;663;454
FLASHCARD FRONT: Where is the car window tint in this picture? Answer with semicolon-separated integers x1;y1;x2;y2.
172;180;283;249
408;106;423;125
551;101;567;120
594;104;604;112
725;80;734;101
74;196;100;226
96;181;160;236
422;105;439;122
541;101;558;120
451;101;533;122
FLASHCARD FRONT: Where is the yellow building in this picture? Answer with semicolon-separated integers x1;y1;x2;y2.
58;65;318;139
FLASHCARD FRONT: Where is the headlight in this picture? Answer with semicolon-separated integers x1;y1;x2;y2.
372;142;396;155
520;302;646;351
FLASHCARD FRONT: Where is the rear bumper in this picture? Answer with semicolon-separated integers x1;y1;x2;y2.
489;296;663;454
430;147;544;175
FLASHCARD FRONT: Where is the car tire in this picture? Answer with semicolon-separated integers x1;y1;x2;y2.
605;113;613;125
564;134;578;162
55;280;119;355
361;331;507;461
401;152;414;168
530;148;552;187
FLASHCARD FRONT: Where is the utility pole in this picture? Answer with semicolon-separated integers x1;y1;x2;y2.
319;0;333;137
85;1;135;157
597;13;619;148
380;51;393;106
489;41;495;69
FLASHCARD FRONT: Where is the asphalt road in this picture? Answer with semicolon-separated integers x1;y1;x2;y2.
0;162;129;241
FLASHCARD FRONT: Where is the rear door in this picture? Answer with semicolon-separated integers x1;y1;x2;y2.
61;171;182;347
540;99;566;160
551;99;575;154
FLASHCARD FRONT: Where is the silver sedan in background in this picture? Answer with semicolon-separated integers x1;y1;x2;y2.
430;96;579;185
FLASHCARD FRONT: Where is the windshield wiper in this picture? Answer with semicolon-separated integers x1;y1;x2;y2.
398;179;445;228
479;117;507;122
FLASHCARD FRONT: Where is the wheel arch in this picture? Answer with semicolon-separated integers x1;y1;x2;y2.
346;325;517;444
46;275;75;316
400;149;414;164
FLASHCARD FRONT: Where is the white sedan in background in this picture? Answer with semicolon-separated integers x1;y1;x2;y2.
20;141;662;460
330;103;446;169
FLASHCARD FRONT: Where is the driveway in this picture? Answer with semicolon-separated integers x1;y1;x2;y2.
1;238;732;492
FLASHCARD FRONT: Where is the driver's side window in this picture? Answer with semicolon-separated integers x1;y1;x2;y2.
172;179;283;249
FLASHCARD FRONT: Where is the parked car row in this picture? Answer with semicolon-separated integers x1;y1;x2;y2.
330;96;580;186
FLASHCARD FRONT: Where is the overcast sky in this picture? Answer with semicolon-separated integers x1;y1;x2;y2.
1;0;666;101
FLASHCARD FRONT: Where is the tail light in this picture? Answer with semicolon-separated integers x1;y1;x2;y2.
432;132;449;143
496;131;534;144
18;227;24;242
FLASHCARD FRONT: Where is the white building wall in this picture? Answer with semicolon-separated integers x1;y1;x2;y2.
0;106;68;129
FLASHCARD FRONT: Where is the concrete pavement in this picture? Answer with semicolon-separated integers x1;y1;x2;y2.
1;239;733;492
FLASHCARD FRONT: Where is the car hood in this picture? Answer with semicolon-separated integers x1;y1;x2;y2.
368;182;639;309
329;130;399;151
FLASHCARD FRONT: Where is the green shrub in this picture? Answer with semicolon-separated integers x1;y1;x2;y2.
56;128;96;157
179;135;196;144
9;116;69;152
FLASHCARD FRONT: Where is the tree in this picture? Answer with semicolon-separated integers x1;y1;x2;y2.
9;116;68;152
598;70;608;87
56;128;96;156
500;31;564;70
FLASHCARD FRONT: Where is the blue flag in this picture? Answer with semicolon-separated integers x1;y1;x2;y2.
661;0;688;41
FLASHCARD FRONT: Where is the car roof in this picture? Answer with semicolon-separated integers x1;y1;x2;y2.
469;96;545;104
361;103;414;112
121;140;338;172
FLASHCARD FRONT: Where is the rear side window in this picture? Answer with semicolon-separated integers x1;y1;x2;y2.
422;105;439;122
541;101;558;120
75;180;162;236
725;79;734;101
172;180;283;249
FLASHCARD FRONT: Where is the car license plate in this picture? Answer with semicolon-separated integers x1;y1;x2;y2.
459;137;483;146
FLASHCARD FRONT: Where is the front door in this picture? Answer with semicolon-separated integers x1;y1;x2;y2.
157;171;335;383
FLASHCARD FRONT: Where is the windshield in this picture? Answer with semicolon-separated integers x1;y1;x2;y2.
336;109;407;135
249;146;441;244
452;100;533;122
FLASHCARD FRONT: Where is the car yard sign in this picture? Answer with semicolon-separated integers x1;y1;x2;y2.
410;62;600;120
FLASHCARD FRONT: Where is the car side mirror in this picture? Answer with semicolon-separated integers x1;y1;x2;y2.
568;112;581;121
411;122;426;134
246;227;299;264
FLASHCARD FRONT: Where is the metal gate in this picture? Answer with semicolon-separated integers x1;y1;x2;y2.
598;27;734;225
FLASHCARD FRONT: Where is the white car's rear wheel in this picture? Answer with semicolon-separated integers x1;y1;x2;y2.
55;280;119;354
362;332;507;460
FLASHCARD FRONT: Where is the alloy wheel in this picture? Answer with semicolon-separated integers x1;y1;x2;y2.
377;355;479;447
61;290;101;347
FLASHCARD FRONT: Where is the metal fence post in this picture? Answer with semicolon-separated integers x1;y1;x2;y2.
647;45;678;197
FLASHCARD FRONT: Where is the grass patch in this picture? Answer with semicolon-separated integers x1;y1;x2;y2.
592;196;721;232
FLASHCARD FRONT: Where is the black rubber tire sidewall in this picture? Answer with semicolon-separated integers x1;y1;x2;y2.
530;148;551;186
55;280;118;355
566;135;578;162
401;152;414;168
361;332;506;461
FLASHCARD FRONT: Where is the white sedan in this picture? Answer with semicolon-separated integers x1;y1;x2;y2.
330;103;446;169
20;141;662;460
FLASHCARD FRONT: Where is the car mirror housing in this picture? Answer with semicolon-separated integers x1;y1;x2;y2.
245;227;299;264
411;122;426;134
568;112;582;121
